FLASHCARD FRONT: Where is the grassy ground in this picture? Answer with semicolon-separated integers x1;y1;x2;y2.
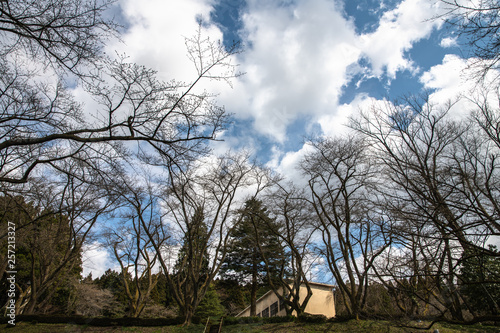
0;320;498;332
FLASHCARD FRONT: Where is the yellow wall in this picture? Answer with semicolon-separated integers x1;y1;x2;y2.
237;283;335;318
294;283;335;318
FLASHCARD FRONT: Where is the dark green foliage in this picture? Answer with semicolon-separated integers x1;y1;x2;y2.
92;269;176;318
223;315;295;325
221;199;285;280
297;313;327;323
223;316;262;325
460;245;500;315
173;206;210;285
213;278;248;315
0;194;83;314
149;272;175;308
169;206;212;323
362;283;400;318
94;269;130;307
0;315;185;326
194;284;225;320
264;315;295;323
221;199;287;314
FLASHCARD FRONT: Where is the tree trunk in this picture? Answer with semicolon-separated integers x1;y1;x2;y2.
24;257;37;314
182;304;194;326
250;252;258;316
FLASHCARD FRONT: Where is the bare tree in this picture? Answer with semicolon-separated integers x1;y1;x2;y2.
349;93;500;321
141;153;269;325
470;87;500;150
0;0;118;73
371;210;465;320
69;282;123;317
450;117;500;238
438;0;500;79
104;174;166;318
350;96;482;251
260;183;319;317
0;29;240;184
0;159;117;315
0;0;241;185
300;134;389;319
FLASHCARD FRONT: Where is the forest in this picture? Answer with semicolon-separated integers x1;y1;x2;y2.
0;0;499;328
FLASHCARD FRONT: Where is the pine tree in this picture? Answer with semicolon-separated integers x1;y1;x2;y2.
460;245;500;315
194;283;225;320
221;198;286;316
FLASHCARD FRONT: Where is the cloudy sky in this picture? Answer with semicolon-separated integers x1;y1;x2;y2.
84;0;480;276
105;0;471;158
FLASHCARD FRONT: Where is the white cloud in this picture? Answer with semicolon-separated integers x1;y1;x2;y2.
488;235;500;248
270;143;315;186
109;0;221;82
82;242;117;278
220;0;448;144
222;0;361;142
87;0;455;152
223;0;452;178
420;54;500;120
317;93;376;137
440;36;458;48
420;54;469;101
359;0;443;78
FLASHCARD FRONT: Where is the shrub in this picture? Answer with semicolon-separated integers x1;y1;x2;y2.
297;313;327;323
1;315;185;326
223;316;262;325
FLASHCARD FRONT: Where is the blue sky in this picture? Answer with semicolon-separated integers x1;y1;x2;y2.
83;0;480;277
101;0;467;163
206;0;463;170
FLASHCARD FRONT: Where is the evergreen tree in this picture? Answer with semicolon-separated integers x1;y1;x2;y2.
460;245;500;315
221;198;286;316
0;195;83;314
213;278;247;316
149;272;174;308
94;269;130;308
194;283;225;320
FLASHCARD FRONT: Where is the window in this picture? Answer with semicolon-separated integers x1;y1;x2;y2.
270;301;279;317
262;307;269;317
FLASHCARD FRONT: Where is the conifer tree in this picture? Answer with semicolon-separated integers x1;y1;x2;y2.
221;198;286;316
460;245;500;316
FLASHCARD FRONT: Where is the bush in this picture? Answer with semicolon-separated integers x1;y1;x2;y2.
140;303;177;318
223;315;295;325
0;315;185;326
223;316;262;325
328;314;354;323
297;313;327;323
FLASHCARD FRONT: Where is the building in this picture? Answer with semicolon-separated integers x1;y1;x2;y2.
236;282;336;318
